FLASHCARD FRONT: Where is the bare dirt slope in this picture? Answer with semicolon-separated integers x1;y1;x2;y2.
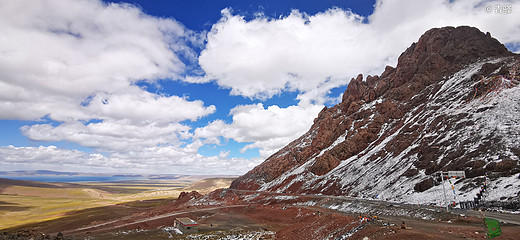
6;188;515;240
185;178;235;194
0;177;232;230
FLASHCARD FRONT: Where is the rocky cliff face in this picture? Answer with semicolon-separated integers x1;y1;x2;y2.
231;26;520;203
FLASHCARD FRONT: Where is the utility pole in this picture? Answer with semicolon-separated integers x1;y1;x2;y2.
439;171;465;210
441;171;447;209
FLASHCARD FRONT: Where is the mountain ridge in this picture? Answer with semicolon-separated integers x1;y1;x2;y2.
231;26;520;204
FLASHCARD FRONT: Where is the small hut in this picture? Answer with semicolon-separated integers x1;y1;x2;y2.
174;217;198;233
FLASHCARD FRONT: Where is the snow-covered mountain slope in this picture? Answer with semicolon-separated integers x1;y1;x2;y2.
230;26;520;205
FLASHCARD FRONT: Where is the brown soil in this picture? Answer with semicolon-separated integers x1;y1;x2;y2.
2;198;174;234
356;217;520;240
185;178;235;194
4;189;520;240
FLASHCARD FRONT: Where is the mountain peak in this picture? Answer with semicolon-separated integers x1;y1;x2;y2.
341;26;513;107
403;26;510;65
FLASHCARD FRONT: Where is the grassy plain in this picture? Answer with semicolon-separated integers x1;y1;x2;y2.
0;177;234;230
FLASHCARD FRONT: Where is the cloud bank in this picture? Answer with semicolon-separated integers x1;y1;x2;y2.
199;0;520;105
0;0;210;122
194;103;323;158
1;0;520;174
0;0;226;174
192;0;520;161
0;145;262;174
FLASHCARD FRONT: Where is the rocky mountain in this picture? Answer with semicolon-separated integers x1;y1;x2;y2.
231;26;520;204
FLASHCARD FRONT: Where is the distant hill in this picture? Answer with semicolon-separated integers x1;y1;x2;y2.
1;170;81;176
35;170;79;175
112;174;144;178
0;178;64;189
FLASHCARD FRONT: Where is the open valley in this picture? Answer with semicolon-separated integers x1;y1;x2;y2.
2;185;519;240
0;177;234;230
1;1;520;239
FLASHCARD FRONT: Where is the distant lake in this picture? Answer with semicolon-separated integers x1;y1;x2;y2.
0;176;146;183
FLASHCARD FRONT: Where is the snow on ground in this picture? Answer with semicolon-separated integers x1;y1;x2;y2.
259;158;315;191
190;196;222;206
334;225;366;240
294;200;318;207
485;175;520;201
291;196;447;222
243;193;261;202
184;230;275;240
258;58;520;206
163;226;183;237
272;195;299;200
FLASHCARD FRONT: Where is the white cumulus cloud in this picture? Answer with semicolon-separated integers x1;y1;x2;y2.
20;120;189;152
0;0;209;122
2;0;520;174
84;87;216;124
199;0;520;104
194;103;323;158
0;0;224;174
0;145;262;175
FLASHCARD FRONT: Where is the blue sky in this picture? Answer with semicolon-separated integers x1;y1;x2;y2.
0;0;519;175
113;0;376;30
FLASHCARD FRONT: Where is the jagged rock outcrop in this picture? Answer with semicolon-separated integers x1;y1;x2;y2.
231;26;520;203
176;191;202;205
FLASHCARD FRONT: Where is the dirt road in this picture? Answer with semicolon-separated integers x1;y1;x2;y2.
65;205;246;234
464;210;520;225
227;188;520;226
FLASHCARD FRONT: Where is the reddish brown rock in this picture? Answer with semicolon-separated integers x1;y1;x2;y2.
309;152;341;176
230;26;518;195
177;191;202;202
414;178;435;192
